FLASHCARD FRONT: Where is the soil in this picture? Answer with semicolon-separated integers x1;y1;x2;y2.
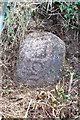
1;5;80;119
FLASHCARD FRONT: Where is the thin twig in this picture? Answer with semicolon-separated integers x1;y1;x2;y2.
24;99;32;118
0;21;6;36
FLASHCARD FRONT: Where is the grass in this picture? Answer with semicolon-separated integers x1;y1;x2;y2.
2;74;79;118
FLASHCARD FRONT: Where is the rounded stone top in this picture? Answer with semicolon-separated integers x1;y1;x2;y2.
14;31;65;87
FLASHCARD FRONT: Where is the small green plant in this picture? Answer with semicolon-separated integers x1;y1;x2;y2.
33;0;80;30
51;84;65;101
60;2;79;29
5;2;31;41
51;83;72;112
51;79;73;104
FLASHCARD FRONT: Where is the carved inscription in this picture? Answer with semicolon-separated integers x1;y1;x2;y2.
14;31;65;86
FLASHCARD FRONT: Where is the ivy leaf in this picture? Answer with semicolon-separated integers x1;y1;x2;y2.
71;26;75;29
74;2;79;5
64;14;69;19
65;23;69;28
59;3;64;12
67;3;71;7
67;8;72;14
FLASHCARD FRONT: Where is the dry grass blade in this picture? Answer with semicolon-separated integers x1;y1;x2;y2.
68;72;74;94
24;99;32;118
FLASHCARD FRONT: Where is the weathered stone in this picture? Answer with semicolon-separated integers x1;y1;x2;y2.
14;31;65;87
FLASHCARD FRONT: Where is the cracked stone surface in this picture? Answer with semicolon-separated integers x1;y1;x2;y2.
14;31;65;87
